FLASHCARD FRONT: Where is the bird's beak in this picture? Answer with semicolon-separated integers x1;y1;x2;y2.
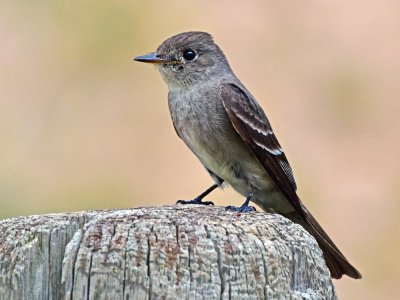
134;53;175;64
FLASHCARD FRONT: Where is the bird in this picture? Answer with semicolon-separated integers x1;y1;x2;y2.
134;31;361;279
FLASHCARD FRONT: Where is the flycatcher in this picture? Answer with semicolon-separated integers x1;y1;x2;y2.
134;31;361;279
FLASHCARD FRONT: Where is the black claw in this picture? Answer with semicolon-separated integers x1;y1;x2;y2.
176;184;218;207
226;189;256;213
176;199;214;206
225;205;256;213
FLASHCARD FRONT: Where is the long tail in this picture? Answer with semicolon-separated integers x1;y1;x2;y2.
282;203;362;279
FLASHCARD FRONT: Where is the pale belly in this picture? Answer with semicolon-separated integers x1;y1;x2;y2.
180;124;295;213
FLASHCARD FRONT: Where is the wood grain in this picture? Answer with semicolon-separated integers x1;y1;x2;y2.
0;206;337;299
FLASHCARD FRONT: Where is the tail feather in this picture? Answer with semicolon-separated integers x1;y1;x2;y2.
282;204;362;279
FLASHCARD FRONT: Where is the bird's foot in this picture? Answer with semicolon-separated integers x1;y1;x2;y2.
176;184;218;206
225;204;256;213
226;190;256;213
176;198;214;206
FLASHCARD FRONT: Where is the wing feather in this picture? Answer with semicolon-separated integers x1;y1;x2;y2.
220;83;362;279
220;83;300;208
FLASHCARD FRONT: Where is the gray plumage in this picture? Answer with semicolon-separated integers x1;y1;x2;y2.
135;31;361;279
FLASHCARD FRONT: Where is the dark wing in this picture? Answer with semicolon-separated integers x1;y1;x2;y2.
220;83;362;279
220;83;302;212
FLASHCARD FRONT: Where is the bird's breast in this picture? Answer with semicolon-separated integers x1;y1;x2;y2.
168;87;225;145
168;87;262;183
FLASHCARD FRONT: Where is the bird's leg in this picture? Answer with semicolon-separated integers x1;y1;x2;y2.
176;184;218;206
226;188;256;212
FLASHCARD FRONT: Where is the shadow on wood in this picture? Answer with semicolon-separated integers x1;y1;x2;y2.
0;205;337;299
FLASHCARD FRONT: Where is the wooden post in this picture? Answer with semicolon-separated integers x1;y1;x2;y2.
0;206;337;299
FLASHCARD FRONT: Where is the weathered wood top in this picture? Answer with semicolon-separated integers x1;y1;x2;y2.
0;205;337;300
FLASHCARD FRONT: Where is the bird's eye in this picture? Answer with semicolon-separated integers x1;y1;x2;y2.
182;49;197;61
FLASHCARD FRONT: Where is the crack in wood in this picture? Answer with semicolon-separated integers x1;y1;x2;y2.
0;206;337;300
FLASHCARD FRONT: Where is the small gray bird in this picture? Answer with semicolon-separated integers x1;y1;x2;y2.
135;31;361;279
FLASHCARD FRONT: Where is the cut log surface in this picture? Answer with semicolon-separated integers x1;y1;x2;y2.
0;206;337;300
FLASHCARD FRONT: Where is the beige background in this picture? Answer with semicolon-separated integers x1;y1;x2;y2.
1;1;399;298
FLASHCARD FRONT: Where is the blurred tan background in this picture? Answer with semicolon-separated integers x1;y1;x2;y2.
1;0;399;298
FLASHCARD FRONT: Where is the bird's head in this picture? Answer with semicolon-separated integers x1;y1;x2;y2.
135;32;231;88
